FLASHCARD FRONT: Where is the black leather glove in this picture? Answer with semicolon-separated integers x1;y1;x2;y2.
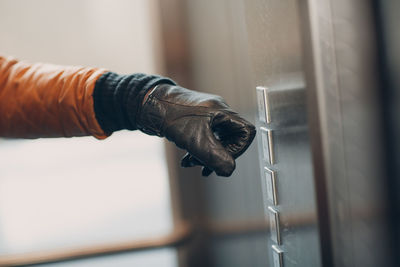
137;84;256;177
93;72;256;177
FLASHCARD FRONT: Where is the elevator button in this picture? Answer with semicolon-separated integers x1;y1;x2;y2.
256;80;307;128
265;167;278;205
260;127;275;164
272;245;284;267
268;206;281;245
256;86;270;123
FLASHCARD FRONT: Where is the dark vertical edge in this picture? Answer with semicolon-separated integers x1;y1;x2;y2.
370;1;398;266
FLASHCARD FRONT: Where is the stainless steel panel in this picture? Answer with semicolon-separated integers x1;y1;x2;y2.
161;0;321;266
272;245;284;267
247;1;321;267
299;0;391;266
256;82;307;129
256;87;270;123
268;206;281;245
264;167;278;205
260;127;274;165
161;0;396;266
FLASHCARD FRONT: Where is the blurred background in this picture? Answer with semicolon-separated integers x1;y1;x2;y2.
0;0;176;266
1;0;400;267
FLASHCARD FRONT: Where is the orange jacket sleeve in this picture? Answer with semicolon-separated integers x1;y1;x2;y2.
0;56;108;139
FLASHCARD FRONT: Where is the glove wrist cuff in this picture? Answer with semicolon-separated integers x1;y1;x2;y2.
136;84;171;136
93;72;175;135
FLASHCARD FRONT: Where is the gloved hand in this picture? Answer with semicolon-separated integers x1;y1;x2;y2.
136;84;256;177
93;72;256;177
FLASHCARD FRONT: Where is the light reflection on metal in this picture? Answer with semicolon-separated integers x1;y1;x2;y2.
272;244;284;267
256;86;271;124
265;167;278;205
268;206;281;245
260;127;275;165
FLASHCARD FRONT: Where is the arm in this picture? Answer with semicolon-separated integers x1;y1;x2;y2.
0;56;256;176
0;56;107;139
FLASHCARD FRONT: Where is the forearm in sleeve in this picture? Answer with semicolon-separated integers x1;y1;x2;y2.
0;56;174;139
0;56;108;139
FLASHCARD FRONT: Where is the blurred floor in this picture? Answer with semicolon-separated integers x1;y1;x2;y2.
36;248;177;267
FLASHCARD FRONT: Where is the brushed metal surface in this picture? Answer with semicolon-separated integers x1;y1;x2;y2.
268;206;281;245
247;1;322;265
182;0;322;266
161;0;396;266
272;245;284;267
260;127;275;165
256;77;307;129
256;87;270;123
264;167;278;205
299;0;391;266
162;0;321;266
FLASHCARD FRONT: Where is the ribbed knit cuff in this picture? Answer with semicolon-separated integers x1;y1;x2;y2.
93;72;176;134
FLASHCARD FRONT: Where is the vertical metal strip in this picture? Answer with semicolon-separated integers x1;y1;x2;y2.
297;1;334;266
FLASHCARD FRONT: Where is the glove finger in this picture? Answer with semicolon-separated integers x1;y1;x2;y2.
201;166;213;177
181;153;202;167
187;124;236;177
181;153;215;176
212;112;256;158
